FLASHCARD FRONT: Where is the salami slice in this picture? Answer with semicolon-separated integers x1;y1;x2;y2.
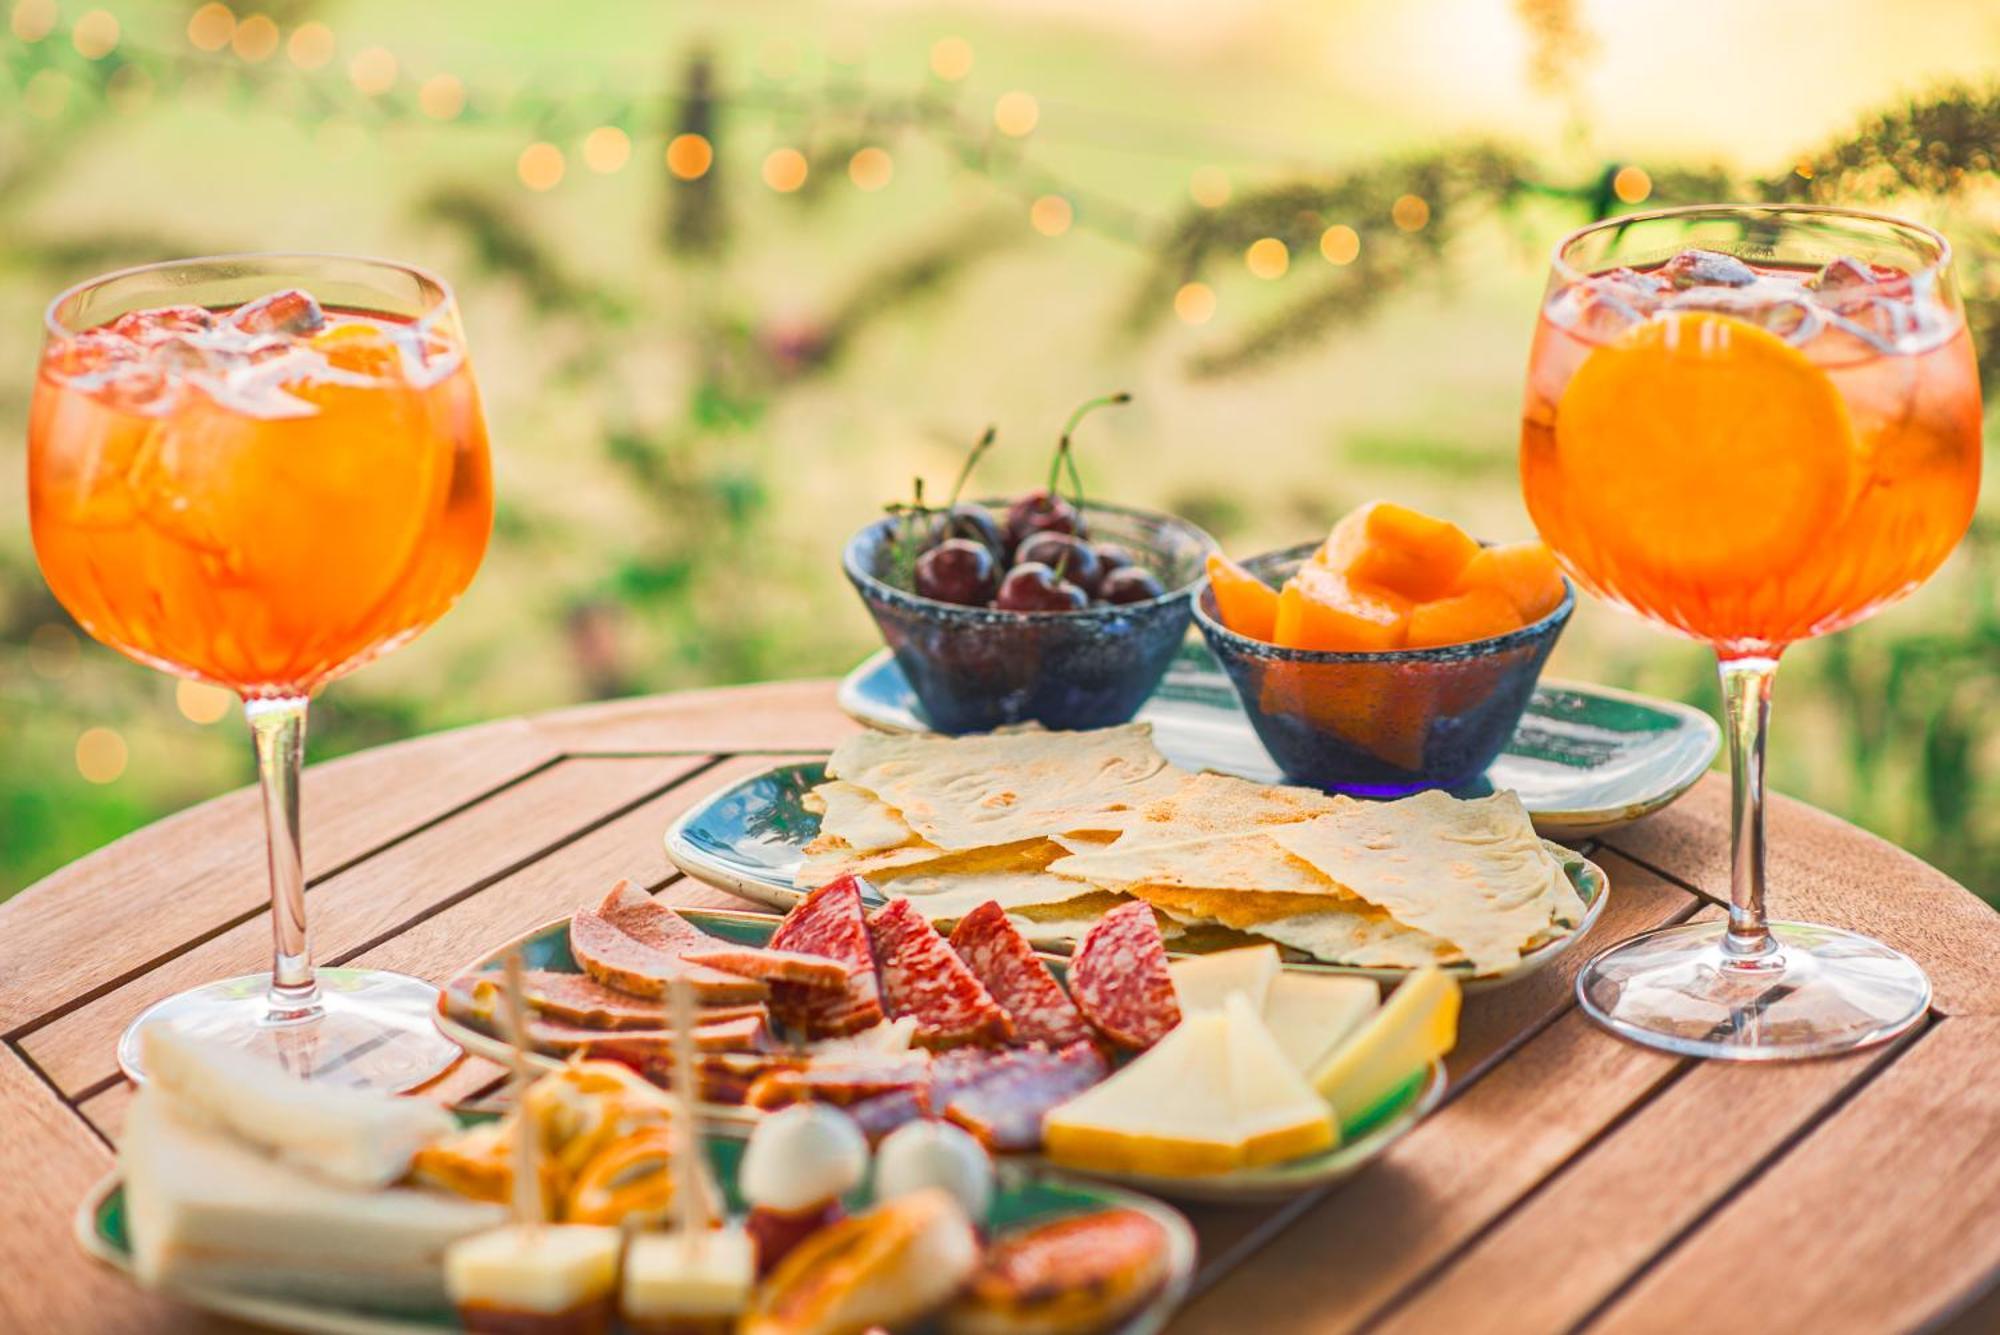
942;1040;1110;1153
867;897;1013;1049
1069;901;1180;1051
767;875;886;1038
948;900;1092;1048
742;1052;933;1110
587;881;845;992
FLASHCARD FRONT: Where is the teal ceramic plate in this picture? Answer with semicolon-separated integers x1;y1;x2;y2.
663;762;1609;992
76;1111;1198;1334
838;643;1719;838
438;911;1448;1203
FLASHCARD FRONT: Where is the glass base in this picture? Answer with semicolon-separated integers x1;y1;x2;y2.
1576;920;1930;1061
118;967;463;1092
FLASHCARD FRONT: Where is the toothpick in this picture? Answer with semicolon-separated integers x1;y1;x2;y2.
667;972;711;1245
499;948;542;1236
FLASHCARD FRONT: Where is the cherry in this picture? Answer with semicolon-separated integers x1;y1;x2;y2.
1014;532;1100;593
1004;489;1086;549
995;562;1088;612
1092;543;1134;579
915;539;1000;606
930;504;1006;560
1099;566;1166;605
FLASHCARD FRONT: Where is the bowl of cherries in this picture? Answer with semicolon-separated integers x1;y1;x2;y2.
843;395;1216;733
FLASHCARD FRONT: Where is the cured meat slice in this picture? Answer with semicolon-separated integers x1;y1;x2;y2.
948;900;1092;1047
681;943;849;991
767;876;885;1038
742;1053;934;1110
448;972;771;1035
867;897;1012;1050
615;1051;805;1105
1069;901;1181;1051
570;894;769;1004
840;1087;932;1144
942;1041;1110;1152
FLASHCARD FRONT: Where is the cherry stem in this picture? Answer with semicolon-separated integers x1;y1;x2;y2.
1045;392;1132;511
946;425;998;509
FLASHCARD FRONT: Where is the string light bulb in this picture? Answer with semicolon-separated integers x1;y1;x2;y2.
419;73;464;119
176;680;234;725
1320;224;1360;265
1391;194;1430;231
231;13;278;63
583;125;630;172
517;142;564;191
286;20;334;69
994;91;1038;137
762;147;808;192
70;9;118;59
75;727;127;784
11;0;57;43
1246;237;1289;279
1029;194;1072;236
348;45;397;95
848;146;892;191
666;133;713;180
1612;164;1652;204
1173;282;1216;324
929;36;972;81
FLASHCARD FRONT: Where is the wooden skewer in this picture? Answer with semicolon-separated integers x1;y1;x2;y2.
667;971;710;1246
499;948;542;1236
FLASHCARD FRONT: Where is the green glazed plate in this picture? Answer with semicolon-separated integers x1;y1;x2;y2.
838;643;1719;839
439;911;1448;1202
662;765;1610;992
77;1113;1198;1335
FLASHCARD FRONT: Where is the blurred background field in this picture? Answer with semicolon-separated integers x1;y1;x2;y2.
1;0;1995;901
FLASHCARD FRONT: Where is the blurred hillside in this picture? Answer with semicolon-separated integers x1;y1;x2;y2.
1;0;1994;900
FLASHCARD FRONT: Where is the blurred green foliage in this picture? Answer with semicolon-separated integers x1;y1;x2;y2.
0;2;1993;906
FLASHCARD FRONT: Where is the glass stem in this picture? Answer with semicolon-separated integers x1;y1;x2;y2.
1718;655;1780;961
245;695;320;1019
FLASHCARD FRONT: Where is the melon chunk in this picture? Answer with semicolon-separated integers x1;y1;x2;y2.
1318;501;1480;602
1405;587;1522;649
1206;552;1280;642
1275;564;1410;653
1454;540;1566;623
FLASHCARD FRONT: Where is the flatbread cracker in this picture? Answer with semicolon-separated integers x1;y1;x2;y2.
1050;829;1351;899
1270;790;1573;974
808;780;914;853
1250;910;1463;970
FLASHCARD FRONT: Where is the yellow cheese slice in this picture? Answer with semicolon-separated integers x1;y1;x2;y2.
1261;971;1378;1072
1169;945;1281;1015
1310;966;1460;1130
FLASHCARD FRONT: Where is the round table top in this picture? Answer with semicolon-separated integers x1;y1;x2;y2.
3;679;1996;1334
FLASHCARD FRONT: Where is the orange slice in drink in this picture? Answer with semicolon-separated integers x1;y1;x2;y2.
1553;311;1857;579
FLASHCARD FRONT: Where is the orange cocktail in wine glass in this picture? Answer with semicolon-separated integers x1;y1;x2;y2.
1522;205;1981;1060
29;255;492;1089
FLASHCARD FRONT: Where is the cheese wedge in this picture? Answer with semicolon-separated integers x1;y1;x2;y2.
1044;1001;1334;1176
1261;971;1378;1072
142;1027;455;1190
445;1224;621;1326
1169;945;1281;1016
1310;966;1460;1130
622;1227;755;1333
120;1086;503;1309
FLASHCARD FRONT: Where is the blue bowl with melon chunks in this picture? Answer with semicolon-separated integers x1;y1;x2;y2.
1194;536;1574;796
844;498;1217;734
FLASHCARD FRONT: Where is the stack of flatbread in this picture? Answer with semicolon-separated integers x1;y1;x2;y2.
801;724;1588;976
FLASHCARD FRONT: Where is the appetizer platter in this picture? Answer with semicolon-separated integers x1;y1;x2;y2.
82;965;1198;1333
438;875;1455;1200
666;724;1610;989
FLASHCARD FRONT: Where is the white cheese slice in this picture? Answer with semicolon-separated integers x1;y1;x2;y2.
1169;945;1281;1015
623;1228;756;1320
1260;971;1378;1072
120;1087;502;1309
444;1224;622;1316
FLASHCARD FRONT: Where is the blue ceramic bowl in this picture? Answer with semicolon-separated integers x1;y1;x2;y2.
1193;542;1574;796
844;499;1216;734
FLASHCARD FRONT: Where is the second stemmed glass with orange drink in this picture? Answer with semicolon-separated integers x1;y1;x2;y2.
28;255;492;1090
1523;205;1981;1060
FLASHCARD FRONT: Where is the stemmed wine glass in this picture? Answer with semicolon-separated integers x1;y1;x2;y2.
28;254;493;1089
1521;205;1981;1059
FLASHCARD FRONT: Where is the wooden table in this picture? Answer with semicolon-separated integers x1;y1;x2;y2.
4;680;1997;1334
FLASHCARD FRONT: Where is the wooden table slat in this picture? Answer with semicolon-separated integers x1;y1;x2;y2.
1588;1015;2000;1335
23;755;715;1097
0;718;562;1033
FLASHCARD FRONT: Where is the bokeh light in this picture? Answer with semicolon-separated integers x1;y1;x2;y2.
1320;224;1361;265
517;142;565;191
1613;164;1653;204
666;133;714;181
1391;193;1431;231
1174;282;1217;325
75;728;127;785
175;680;234;725
929;36;973;81
1030;194;1072;236
1246;237;1289;279
1190;167;1231;209
848;146;893;191
348;45;397;96
10;0;55;43
763;147;809;192
994;91;1039;137
186;3;232;51
286;20;334;69
70;9;117;59
231;13;278;62
419;73;465;120
583;125;631;173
